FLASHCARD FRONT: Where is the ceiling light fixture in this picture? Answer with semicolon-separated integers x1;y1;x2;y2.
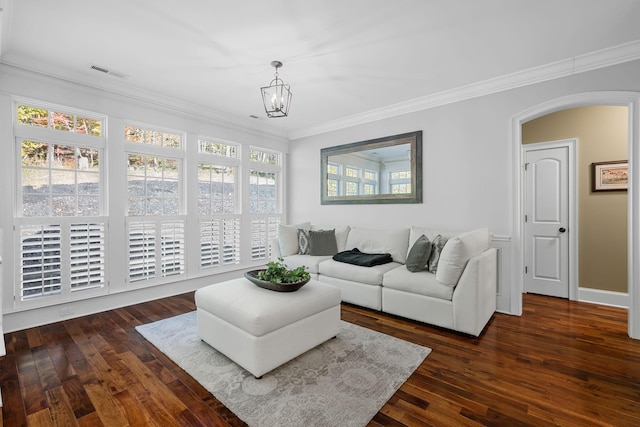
260;60;292;118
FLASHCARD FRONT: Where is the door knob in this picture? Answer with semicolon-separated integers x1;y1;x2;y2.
559;227;566;233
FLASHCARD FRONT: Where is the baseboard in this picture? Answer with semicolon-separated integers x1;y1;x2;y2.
2;269;250;333
578;287;629;309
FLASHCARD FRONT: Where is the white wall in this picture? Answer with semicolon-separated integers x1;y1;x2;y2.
287;59;640;314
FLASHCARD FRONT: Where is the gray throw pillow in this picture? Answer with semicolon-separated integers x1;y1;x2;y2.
406;234;432;272
298;229;310;254
427;235;448;273
309;229;338;256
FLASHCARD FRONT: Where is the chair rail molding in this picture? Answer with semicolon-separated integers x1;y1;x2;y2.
491;234;511;314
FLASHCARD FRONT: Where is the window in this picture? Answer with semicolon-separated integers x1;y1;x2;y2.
249;171;277;214
326;162;341;197
199;139;237;158
345;166;359;178
198;138;241;270
15;101;106;306
344;166;361;195
390;170;412;194
127;155;180;216
21;141;101;217
345;181;359;196
10;99;289;310
18;104;102;136
249;147;282;261
19;223;105;300
125;125;180;148
200;217;241;268
327;179;339;197
363;169;377;195
125;124;185;284
251;217;280;260
249;148;278;165
198;164;236;215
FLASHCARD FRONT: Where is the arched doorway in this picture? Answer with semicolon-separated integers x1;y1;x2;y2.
511;91;640;339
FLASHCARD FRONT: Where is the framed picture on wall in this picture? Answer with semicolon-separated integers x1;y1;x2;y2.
591;160;628;192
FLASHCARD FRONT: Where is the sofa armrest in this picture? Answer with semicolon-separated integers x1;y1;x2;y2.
451;248;497;336
271;237;282;261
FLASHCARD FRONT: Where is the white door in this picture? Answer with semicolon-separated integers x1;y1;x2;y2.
524;146;569;298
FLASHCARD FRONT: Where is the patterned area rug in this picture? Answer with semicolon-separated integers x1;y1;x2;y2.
136;312;431;427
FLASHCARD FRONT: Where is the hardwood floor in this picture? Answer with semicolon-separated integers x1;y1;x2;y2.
1;292;639;426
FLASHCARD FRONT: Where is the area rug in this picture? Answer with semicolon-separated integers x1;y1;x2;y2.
136;311;431;427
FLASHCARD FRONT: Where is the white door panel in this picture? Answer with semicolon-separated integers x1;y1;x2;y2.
533;235;561;279
525;146;569;298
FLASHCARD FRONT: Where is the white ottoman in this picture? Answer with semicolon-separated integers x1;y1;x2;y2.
195;277;341;378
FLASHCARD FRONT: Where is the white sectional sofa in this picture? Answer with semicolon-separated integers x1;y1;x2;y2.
272;223;498;337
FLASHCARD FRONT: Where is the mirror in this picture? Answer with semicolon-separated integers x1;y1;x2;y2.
321;131;422;204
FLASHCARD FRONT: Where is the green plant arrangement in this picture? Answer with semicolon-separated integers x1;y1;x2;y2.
257;257;311;283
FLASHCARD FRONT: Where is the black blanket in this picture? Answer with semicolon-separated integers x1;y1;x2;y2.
332;248;393;267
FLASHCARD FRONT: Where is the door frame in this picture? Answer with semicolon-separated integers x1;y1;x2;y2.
511;91;640;339
522;140;578;300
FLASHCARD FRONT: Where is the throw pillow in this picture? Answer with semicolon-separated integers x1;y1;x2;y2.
309;229;338;256
427;235;448;273
312;225;351;252
277;222;310;256
298;229;310;254
405;234;432;272
436;228;490;286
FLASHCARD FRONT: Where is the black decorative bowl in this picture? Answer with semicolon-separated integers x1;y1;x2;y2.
244;270;310;292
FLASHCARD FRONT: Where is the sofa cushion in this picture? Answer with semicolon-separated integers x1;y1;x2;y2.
278;222;310;256
309;229;338;255
406;234;432;272
436;227;490;286
426;235;448;273
319;259;401;286
281;254;332;275
346;227;409;264
312;225;351;252
298;229;310;254
383;266;455;300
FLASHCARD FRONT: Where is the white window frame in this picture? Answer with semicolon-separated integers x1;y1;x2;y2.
389;170;412;194
197;137;242;271
248;146;282;263
13;98;108;309
124;122;187;286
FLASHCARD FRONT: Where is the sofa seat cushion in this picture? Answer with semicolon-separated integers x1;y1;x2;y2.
383;266;454;301
282;254;332;275
319;259;401;285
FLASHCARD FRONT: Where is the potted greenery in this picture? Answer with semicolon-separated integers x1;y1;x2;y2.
244;257;311;292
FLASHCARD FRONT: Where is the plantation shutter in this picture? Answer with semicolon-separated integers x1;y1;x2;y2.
128;221;156;282
222;217;240;265
20;224;62;300
161;220;185;276
70;223;106;291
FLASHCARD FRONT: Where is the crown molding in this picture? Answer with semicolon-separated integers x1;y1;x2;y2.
288;39;640;141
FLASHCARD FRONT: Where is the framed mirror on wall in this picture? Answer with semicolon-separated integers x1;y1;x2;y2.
321;130;422;205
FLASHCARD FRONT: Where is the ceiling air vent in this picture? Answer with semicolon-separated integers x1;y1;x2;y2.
91;65;109;73
90;65;125;78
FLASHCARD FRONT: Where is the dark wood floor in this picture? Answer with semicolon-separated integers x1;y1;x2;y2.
1;292;640;426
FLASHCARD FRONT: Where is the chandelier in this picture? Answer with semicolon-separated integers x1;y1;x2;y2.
260;61;292;118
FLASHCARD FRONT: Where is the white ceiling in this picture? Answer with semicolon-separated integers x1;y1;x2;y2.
2;0;640;139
